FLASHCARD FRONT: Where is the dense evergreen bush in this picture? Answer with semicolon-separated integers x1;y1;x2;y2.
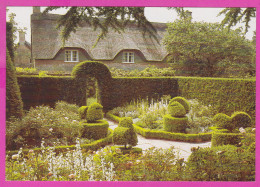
231;111;252;129
170;96;190;113
6;49;24;119
163;115;188;133
211;132;242;147
119;117;134;129
86;102;104;122
80;120;109;140
113;127;131;148
78;106;88;119
212;113;233;131
167;101;186;117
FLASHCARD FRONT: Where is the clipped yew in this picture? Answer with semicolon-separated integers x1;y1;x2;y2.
212;113;233;131
169;96;190;114
86;102;103;122
231;111;252;129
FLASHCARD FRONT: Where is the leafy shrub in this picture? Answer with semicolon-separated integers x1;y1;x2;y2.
186;145;255;181
6;102;81;150
167;101;186;117
80;120;109;140
78;106;88;119
113;127;131;148
114;117;138;148
170;96;190;113
231;111;252;129
211;132;242;147
212;113;233;131
16;67;38;75
6;49;24;119
87;103;104;122
163;114;188;133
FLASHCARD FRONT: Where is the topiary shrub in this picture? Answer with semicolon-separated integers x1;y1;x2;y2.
231;111;252;129
163;114;188;133
119;117;134;129
6;49;24;119
212;113;233;131
168;101;186;117
86;102;103;122
80;120;109;140
170;96;190;114
113;117;138;148
78;106;88;120
113;127;131;148
211;132;242;147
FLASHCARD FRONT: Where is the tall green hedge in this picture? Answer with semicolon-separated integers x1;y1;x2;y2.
6;50;24;119
17;76;85;110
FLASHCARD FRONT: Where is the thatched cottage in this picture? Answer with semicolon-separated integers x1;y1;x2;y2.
26;7;170;70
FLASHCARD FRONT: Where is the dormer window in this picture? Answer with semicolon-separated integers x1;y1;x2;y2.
122;52;134;63
65;50;79;62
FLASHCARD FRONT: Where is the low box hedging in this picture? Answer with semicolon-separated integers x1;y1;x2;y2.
7;128;113;156
211;132;243;147
107;113;212;142
80;120;109;140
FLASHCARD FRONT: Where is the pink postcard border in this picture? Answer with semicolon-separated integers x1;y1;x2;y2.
0;0;259;187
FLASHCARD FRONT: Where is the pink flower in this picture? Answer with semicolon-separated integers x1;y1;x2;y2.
68;174;76;179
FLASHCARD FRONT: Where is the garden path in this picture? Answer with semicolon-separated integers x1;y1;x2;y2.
106;119;211;161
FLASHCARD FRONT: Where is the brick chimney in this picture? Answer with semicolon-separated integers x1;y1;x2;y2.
33;7;41;14
19;31;26;45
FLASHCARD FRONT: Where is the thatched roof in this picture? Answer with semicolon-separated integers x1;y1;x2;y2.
31;13;168;61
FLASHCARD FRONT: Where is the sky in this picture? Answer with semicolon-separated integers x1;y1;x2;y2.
6;7;256;43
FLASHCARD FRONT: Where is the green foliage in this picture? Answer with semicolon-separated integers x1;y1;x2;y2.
163;114;188;133
110;66;176;77
6;49;24;119
72;61;111;81
218;8;256;33
163;19;254;77
177;77;255;123
231;111;252;129
119;117;134;129
78;106;88;119
16;67;38;75
186;145;255;181
6;22;15;62
211;132;242;147
86;102;104;122
17;75;85;110
113;127;131;148
170;96;190;113
117;117;138;148
212;113;233;131
168;101;186;117
6;102;81;150
80;120;109;140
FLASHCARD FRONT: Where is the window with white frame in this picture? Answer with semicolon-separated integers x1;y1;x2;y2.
122;52;135;63
65;50;79;62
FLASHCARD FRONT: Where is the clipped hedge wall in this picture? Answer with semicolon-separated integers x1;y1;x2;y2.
211;132;243;147
163;115;188;132
17;75;85;110
108;77;255;121
80;120;109;140
7;128;113;156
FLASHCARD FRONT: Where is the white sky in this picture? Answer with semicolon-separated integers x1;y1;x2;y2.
6;7;256;43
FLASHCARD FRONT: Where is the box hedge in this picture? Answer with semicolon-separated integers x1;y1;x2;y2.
113;127;131;147
211;132;243;147
80;120;109;140
163;114;188;133
78;106;88;119
7;128;113;156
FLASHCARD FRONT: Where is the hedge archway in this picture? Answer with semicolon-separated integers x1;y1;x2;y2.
72;61;112;110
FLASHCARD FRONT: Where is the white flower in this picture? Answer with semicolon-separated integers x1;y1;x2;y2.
12;154;19;160
239;127;246;134
68;174;75;179
64;117;69;120
49;128;53;132
29;149;34;153
252;128;256;133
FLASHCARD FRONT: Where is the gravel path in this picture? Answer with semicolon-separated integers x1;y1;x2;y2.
106;119;211;161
